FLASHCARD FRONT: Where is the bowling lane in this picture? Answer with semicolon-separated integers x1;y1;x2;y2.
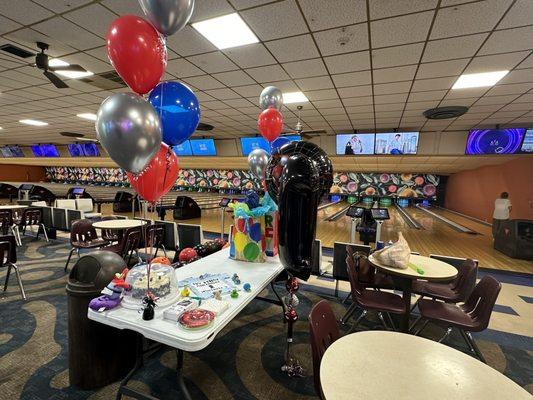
429;207;491;236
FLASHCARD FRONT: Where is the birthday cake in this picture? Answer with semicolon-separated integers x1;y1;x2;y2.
131;273;171;299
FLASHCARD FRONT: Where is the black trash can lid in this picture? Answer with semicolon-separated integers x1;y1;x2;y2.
66;250;127;296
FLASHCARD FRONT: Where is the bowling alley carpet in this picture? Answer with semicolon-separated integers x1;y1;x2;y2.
0;236;532;399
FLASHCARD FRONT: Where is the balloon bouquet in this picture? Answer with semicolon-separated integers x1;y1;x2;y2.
251;87;333;375
95;0;199;319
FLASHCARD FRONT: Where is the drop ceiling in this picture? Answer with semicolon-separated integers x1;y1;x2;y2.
0;0;532;171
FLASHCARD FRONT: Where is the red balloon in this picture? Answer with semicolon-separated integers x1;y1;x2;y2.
127;143;179;202
107;15;167;95
258;107;283;142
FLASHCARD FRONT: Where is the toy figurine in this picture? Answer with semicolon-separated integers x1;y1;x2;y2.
89;268;131;312
142;293;157;321
232;273;241;285
230;288;239;298
213;290;222;300
243;283;251;292
181;285;191;297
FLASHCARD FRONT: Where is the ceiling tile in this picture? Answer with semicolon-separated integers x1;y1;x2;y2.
416;59;470;79
479;26;533;55
241;0;308;41
423;33;488;62
373;65;417;83
166;58;205;78
245;65;290;82
232;84;264;97
228;0;269;9
32;17;104;50
224;43;276;68
497;0;533;29
189;0;234;23
63;3;116;38
188;52;238;73
374;93;408;104
265;34;319;63
299;0;366;31
412;76;456;91
499;68;533;84
182;75;225;90
166;26;217;57
212;70;255;86
282;58;328;79
204;88;240;100
371;43;424;68
306;89;339;101
408;90;447;102
373;81;412;95
337;85;372;98
295;75;334;90
0;0;54;24
324;51;370;74
313;24;369;56
430;0;512;39
464;52;530;75
370;0;437;19
101;0;144;16
370;11;433;48
331;70;372;87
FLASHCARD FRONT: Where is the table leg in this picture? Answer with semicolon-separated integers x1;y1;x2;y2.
398;278;413;333
176;349;192;400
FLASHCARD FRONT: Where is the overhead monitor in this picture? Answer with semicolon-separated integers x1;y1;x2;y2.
72;188;85;196
336;133;375;155
82;143;100;156
375;132;419;155
68;143;84;157
519;129;533;153
240;137;270;156
31;144;60;157
172;140;193;156
465;128;526;155
371;208;390;220
10;145;24;157
219;198;231;207
0;146;13;157
346;206;364;218
190;138;216;156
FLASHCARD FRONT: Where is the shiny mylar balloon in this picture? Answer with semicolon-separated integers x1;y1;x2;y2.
258;108;283;142
107;15;167;95
247;148;269;179
127;143;179;202
148;81;200;146
265;141;333;281
270;136;291;152
259;86;283;110
96;93;162;174
139;0;195;37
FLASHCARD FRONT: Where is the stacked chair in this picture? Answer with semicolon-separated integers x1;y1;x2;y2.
64;219;109;272
12;208;48;246
1;235;25;300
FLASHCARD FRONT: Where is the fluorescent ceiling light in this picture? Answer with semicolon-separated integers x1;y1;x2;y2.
77;113;97;121
55;70;93;79
192;13;259;50
283;91;308;104
19;119;48;126
452;70;509;89
49;58;69;67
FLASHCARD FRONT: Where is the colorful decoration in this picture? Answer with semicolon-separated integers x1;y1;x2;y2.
89;268;131;312
106;15;167;95
142;292;157;320
230;288;239;299
243;283;251;292
258;108;283;142
232;273;241;285
180;285;190;297
95;93;162;174
148;81;200;146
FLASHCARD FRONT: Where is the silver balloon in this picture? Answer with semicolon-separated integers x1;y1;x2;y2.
139;0;195;37
96;93;162;174
248;148;270;179
259;86;283;110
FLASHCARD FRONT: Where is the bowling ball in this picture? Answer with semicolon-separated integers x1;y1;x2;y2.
151;256;170;265
213;238;226;250
188;256;201;263
193;244;208;257
204;241;219;255
179;248;198;262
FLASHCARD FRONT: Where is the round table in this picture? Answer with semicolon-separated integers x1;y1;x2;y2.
320;331;531;400
92;219;146;231
368;254;457;332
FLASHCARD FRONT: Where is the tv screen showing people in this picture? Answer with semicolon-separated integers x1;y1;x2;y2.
375;132;419;155
336;133;375;155
465;128;526;154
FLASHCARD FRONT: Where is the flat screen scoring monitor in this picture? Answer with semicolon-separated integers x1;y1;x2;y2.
336;133;375;155
466;128;526;154
219;198;231;207
172;140;193;156
240;137;270;156
346;206;364;218
190;139;216;156
371;208;390;220
375;132;419;155
68;143;84;157
520;129;533;153
31;144;60;157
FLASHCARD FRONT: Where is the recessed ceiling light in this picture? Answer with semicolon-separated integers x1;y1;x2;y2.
19;119;48;126
283;92;308;104
77;113;97;121
55;70;94;79
452;70;509;89
192;13;259;50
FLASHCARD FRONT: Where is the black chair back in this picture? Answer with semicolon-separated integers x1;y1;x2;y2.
177;223;202;249
332;242;371;282
0;235;17;263
120;227;142;260
430;254;478;299
0;210;13;235
21;208;42;226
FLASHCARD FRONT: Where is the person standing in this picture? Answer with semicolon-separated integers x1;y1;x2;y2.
493;192;512;237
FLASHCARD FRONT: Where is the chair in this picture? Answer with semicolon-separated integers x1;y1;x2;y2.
309;300;341;399
429;254;479;298
331;242;371;297
346;245;394;290
342;252;405;331
104;227;142;264
0;210;13;236
12;208;48;246
64;219;109;272
75;198;102;218
177;223;203;249
1;235;26;300
412;259;478;305
144;224;167;258
412;276;502;363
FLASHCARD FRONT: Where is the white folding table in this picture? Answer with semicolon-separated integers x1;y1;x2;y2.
88;248;284;399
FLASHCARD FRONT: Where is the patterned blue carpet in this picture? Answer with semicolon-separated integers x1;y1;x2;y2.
0;236;532;399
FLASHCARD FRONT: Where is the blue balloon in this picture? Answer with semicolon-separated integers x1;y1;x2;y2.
270;137;290;153
148;81;200;146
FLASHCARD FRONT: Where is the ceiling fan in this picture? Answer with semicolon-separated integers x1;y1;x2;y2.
30;42;88;89
281;105;326;139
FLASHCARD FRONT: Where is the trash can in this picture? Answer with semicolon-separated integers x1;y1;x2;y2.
66;250;136;390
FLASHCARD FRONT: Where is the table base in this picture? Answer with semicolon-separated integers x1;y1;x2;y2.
391;276;413;333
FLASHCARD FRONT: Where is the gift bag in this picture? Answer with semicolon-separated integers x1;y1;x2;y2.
264;211;278;257
229;216;266;262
